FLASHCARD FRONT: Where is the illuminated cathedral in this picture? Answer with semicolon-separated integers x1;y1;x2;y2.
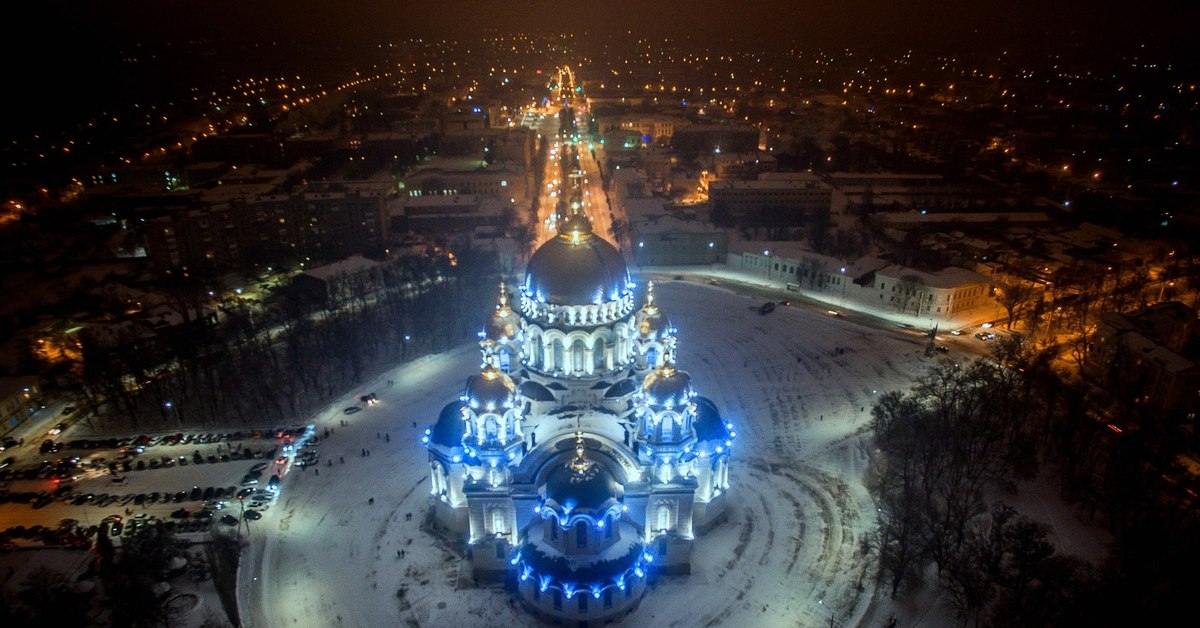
423;211;734;625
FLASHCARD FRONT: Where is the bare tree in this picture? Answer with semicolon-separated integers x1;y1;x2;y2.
995;281;1035;330
894;275;925;316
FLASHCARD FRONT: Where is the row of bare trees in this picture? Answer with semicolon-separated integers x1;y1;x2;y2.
73;249;501;432
872;333;1200;625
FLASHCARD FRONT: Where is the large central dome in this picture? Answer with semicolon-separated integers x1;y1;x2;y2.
524;212;629;305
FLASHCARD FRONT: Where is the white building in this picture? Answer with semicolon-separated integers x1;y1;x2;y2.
424;212;735;625
730;243;993;321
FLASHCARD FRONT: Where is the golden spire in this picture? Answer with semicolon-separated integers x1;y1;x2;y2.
481;354;500;380
496;282;509;316
557;206;594;244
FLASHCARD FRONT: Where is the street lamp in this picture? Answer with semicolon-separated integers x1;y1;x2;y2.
164;401;181;426
839;267;847;306
818;599;835;628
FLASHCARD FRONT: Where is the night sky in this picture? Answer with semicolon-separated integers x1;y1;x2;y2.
4;0;1196;135
14;1;1200;51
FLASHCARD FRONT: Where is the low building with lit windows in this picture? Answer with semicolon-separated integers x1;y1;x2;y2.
423;211;735;625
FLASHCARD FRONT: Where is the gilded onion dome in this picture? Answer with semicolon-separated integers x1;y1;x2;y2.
466;358;517;411
635;281;669;338
641;360;694;408
485;282;518;343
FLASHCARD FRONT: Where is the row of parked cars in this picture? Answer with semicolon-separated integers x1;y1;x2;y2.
50;425;311;453
62;484;243;508
98;513;214;538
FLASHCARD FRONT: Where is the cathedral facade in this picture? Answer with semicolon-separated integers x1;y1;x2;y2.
423;213;735;625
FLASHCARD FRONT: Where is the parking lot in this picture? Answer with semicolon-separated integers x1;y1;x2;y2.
0;426;316;546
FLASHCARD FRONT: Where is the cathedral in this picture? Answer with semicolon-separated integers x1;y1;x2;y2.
423;211;735;625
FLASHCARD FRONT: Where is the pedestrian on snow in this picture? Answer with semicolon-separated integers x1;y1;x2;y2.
368;497;374;505
400;549;405;558
376;433;380;440
327;459;332;467
315;468;319;476
340;456;345;464
385;434;390;442
411;421;417;429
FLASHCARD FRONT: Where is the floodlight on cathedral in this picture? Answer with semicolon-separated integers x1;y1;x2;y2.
425;188;733;624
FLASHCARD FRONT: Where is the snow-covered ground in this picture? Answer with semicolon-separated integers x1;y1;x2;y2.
232;278;925;628
233;277;1104;628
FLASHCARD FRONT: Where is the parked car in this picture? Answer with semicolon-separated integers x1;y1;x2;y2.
220;514;238;526
243;509;262;520
758;301;776;315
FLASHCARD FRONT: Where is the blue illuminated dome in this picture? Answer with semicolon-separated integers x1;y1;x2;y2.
524;213;629;305
543;434;622;513
544;455;620;513
693;397;729;443
431;401;465;448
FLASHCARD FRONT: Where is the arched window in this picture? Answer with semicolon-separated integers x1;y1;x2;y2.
576;521;587;548
660;415;673;440
498;349;511;371
656;504;671;532
646;347;658;368
572;339;586;373
431;462;444;494
593;338;605;369
484;417;499;441
552;340;564;372
492;509;505;535
527;335;540;368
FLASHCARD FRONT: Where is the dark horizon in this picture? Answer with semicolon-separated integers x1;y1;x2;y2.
6;1;1196;138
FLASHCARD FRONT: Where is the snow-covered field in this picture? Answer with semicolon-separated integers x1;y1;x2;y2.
235;279;957;628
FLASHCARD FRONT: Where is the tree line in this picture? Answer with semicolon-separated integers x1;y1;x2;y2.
870;335;1200;626
72;247;502;432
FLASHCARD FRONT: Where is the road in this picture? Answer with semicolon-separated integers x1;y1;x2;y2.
526;69;623;253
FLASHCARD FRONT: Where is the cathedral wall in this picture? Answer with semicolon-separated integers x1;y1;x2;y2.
692;490;729;534
648;532;694;575
517;572;647;627
468;535;513;579
432;497;470;536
